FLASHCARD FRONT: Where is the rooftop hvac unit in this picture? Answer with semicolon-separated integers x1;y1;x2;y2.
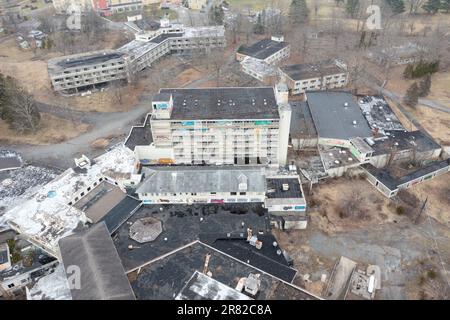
353;120;357;125
282;184;289;191
344;102;349;107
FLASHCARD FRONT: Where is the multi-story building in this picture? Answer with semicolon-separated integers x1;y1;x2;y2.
236;36;290;66
48;21;226;94
280;60;349;95
130;85;292;166
47;50;130;94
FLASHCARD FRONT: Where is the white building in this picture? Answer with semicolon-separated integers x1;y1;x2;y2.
129;85;292;166
280;60;349;95
236;36;290;66
48;21;226;94
136;166;267;204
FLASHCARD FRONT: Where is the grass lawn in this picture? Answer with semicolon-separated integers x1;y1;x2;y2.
109;6;178;22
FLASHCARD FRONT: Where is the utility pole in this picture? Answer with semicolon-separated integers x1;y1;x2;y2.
414;196;428;224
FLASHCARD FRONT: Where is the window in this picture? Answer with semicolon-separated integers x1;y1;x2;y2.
8;283;15;288
231;192;237;195
240;192;246;195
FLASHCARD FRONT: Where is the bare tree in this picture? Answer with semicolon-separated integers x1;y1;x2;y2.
8;90;41;133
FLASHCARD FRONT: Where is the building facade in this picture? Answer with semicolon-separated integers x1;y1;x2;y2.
136;86;291;166
280;60;349;95
48;22;226;94
236;36;290;66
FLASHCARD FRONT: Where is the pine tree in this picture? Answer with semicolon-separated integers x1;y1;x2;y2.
386;0;406;14
346;0;360;18
441;0;450;13
253;13;265;34
403;82;420;107
422;0;441;13
209;5;224;25
418;75;432;97
289;0;309;26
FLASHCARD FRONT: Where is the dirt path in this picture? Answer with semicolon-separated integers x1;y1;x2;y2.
11;101;150;167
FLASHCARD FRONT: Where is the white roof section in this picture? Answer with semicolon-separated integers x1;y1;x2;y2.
4;146;136;256
184;25;225;38
27;264;72;300
175;271;252;300
241;57;279;77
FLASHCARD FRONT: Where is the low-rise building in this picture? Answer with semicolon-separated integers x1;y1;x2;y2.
236;36;290;65
136;166;267;204
280;60;348;95
240;57;279;85
367;43;425;66
48;21;226;94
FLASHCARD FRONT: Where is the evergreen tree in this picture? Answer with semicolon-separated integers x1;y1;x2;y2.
441;0;450;13
209;5;224;25
403;82;420;107
418;75;432;97
346;0;360;18
289;0;309;25
422;0;441;13
386;0;406;14
253;13;265;34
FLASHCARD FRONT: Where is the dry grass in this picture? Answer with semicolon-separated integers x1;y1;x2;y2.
0;113;90;145
308;178;399;233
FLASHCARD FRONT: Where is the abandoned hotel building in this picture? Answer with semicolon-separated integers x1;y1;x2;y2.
47;19;226;94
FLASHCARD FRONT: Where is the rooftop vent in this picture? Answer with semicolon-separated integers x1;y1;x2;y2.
334;160;340;164
282;183;289;191
344;102;349;107
352;120;357;125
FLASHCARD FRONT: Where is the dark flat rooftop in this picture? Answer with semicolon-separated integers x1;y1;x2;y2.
266;178;303;199
150;32;184;44
100;196;142;234
113;203;268;271
159;87;280;120
56;52;125;69
290;101;317;139
124;115;153;151
129;242;317;300
200;233;297;283
281;61;343;81
238;38;289;60
0;246;8;264
0;156;22;171
363;158;450;191
371;130;441;156
306;91;373;140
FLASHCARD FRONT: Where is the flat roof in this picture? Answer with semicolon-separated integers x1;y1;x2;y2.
48;50;125;73
200;233;298;283
4;146;136;255
150;32;184;44
175;271;252;300
290;101;317;139
363;159;450;191
266;177;303;199
99;196;142;234
0;243;8;264
136;166;266;194
306;91;373;140
0;150;22;171
159;87;280;120
371;130;441;156
74;181;127;223
113;204;269;271
59;222;136;300
358;96;405;133
129;242;318;300
124;114;153;151
237;38;289;60
281;61;344;81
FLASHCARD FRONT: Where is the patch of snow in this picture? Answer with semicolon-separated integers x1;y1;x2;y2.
3;145;136;255
27;264;72;300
